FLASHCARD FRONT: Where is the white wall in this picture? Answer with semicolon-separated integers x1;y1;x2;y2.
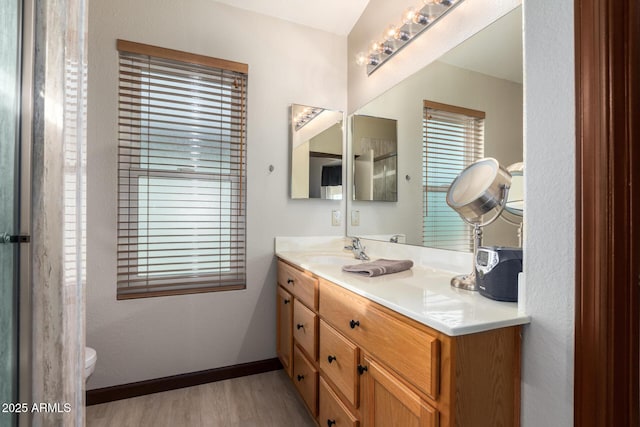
87;0;346;389
351;61;523;247
521;1;575;425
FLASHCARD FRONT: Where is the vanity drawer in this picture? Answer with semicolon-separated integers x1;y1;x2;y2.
293;345;318;417
293;299;317;360
319;279;440;400
278;260;318;310
319;377;359;427
319;278;369;341
319;320;359;407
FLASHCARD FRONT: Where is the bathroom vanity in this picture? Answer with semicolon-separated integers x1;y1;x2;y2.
275;238;529;427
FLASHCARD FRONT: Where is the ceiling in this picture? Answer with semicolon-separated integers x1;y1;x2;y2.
211;1;522;84
213;0;370;36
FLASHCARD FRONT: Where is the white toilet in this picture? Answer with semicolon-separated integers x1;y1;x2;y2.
85;347;97;381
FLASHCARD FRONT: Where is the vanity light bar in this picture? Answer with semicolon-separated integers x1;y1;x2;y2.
356;0;464;76
294;107;324;131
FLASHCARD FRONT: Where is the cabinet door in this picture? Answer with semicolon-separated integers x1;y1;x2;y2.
319;377;359;427
361;356;438;427
277;286;293;377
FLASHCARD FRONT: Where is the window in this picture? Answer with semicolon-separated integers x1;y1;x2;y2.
422;100;485;251
117;40;248;299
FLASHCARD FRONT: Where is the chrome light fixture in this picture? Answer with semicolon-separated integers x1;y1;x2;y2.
294;106;324;131
356;0;465;75
446;157;511;291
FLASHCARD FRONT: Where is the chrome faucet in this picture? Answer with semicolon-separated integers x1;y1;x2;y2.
389;234;402;243
345;237;370;260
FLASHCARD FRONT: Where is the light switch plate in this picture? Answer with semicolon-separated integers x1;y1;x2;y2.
351;210;360;226
331;210;341;226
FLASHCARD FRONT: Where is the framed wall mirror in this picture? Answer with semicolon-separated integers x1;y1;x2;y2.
352;115;398;202
290;104;344;200
347;6;523;249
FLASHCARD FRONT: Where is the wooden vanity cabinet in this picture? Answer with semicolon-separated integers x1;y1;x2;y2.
276;258;522;427
276;286;293;377
276;260;319;416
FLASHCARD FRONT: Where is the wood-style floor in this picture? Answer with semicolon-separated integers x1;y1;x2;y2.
86;370;316;427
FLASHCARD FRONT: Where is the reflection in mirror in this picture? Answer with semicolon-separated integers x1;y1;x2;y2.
290;104;344;199
504;162;523;217
502;162;524;246
347;6;523;249
352;115;398;202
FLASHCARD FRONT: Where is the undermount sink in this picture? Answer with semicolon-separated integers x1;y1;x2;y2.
301;253;360;265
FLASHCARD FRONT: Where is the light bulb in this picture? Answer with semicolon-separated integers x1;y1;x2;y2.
402;7;417;24
355;52;367;66
384;25;397;41
370;40;384;54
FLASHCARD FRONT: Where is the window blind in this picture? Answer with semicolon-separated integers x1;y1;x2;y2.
116;40;248;299
422;100;485;251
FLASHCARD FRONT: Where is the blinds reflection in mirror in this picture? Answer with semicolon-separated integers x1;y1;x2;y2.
422;100;485;251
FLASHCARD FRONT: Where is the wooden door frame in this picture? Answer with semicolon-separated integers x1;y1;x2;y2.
574;0;639;425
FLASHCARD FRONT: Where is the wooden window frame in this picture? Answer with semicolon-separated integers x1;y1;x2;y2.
116;40;248;300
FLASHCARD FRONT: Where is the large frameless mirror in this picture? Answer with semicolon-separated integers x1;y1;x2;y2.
290;104;344;200
346;6;523;249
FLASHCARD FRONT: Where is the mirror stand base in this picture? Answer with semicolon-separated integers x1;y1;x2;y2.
451;272;478;291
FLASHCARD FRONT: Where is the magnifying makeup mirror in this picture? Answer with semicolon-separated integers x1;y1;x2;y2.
446;158;511;291
501;162;524;246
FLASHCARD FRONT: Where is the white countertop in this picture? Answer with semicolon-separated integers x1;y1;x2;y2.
275;237;530;337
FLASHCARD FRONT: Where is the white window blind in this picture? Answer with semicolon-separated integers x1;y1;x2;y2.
422;100;485;251
117;40;248;299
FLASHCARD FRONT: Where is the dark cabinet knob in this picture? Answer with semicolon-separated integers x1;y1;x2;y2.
296;323;304;330
357;364;368;375
287;278;294;284
327;355;336;364
297;374;304;382
327;420;336;427
283;299;290;304
349;319;360;329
